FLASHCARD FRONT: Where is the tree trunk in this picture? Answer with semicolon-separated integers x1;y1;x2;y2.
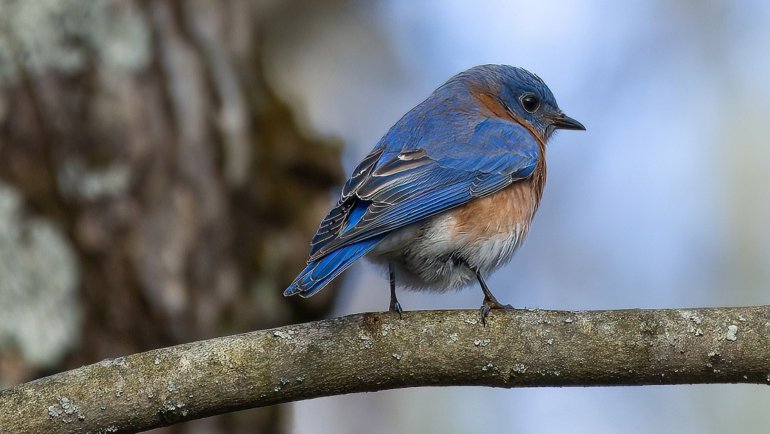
0;1;343;432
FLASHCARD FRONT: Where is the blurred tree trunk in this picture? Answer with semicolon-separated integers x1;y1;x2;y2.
0;1;344;432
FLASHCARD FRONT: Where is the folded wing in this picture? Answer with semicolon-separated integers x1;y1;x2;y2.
308;118;541;262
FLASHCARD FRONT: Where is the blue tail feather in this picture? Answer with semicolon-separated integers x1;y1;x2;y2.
284;236;382;298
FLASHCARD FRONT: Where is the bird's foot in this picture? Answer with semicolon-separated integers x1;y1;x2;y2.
479;298;513;326
389;299;403;319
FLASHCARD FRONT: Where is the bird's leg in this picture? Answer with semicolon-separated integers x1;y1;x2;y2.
388;263;403;318
475;268;513;326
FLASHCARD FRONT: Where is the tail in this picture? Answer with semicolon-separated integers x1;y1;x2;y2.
283;236;382;298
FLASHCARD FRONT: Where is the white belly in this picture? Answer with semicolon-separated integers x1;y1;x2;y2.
368;210;528;291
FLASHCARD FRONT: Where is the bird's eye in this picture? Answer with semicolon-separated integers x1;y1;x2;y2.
520;95;540;113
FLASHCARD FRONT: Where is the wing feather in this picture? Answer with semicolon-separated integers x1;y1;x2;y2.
307;117;540;262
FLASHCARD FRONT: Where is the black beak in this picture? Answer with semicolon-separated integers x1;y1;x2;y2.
550;112;585;131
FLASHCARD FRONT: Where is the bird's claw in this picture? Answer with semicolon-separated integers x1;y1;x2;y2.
389;299;403;319
479;299;513;326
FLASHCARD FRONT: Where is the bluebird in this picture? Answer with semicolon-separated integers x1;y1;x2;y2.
284;64;584;323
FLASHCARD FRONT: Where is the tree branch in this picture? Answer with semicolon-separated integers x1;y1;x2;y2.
2;306;770;433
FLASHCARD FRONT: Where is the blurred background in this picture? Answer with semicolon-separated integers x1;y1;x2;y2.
1;0;770;433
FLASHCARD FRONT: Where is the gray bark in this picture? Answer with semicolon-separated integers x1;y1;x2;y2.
2;306;769;434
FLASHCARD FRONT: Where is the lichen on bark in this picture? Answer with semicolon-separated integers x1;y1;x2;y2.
0;183;81;379
0;0;150;83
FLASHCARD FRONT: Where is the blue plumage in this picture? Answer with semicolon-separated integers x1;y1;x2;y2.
308;113;540;262
283;237;383;297
285;64;584;322
285;200;379;296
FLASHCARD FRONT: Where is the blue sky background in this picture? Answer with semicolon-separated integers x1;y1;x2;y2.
264;1;770;432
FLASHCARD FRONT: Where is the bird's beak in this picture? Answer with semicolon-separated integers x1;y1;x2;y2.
550;112;585;131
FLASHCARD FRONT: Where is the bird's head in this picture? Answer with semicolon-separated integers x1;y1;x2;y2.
467;65;585;141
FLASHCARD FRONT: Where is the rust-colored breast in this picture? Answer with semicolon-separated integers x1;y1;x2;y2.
453;150;546;240
460;88;549;239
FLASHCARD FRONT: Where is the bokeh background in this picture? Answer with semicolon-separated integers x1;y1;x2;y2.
2;1;770;433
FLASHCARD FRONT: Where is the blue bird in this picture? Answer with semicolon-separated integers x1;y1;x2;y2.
284;64;584;324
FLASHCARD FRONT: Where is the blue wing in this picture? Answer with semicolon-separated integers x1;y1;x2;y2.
309;117;540;260
284;116;540;297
